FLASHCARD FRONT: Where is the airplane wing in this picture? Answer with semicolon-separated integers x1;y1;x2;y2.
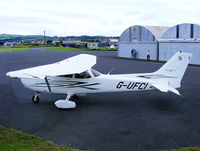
151;82;180;96
6;54;96;79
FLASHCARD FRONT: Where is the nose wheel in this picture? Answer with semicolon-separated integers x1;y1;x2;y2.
32;92;40;103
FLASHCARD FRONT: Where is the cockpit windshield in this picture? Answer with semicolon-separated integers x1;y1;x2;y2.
91;68;101;77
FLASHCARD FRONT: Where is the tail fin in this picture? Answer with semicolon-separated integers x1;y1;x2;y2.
154;51;192;88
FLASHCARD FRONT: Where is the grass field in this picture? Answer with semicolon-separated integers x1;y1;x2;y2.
94;47;116;51
43;46;116;51
0;125;200;151
0;125;83;151
0;46;116;52
0;48;29;52
42;46;88;51
168;147;200;151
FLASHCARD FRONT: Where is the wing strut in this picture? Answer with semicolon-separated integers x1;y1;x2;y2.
44;77;52;92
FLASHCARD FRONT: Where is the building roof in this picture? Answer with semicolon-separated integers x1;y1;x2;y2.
120;25;171;42
161;23;200;39
144;26;171;39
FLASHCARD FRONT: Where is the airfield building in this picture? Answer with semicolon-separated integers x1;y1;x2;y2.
118;23;200;64
118;25;170;60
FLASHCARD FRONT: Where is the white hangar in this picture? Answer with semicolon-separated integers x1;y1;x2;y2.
118;23;200;64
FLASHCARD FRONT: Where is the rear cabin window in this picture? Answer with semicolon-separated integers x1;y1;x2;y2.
75;71;91;78
58;74;73;78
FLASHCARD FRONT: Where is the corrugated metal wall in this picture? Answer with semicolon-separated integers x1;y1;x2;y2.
118;25;157;60
193;24;200;38
120;26;155;42
159;41;200;64
120;28;130;42
161;26;177;39
161;23;200;39
159;23;200;64
118;42;157;60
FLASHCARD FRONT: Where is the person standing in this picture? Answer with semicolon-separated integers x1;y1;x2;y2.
146;50;150;61
131;49;134;58
131;48;137;59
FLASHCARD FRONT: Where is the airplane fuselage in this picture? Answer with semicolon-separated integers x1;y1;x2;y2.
20;74;155;95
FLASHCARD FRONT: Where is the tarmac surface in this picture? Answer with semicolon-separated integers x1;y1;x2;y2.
0;48;200;151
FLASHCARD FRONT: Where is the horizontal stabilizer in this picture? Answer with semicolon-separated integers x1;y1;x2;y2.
152;82;180;96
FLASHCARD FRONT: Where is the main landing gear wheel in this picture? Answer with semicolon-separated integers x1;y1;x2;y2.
54;94;76;109
32;93;40;103
72;94;79;99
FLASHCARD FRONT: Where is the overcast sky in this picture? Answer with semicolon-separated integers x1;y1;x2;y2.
0;0;199;36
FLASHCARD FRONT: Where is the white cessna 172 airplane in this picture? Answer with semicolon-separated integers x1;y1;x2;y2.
6;51;192;109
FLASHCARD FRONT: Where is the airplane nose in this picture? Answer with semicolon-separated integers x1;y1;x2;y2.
6;72;11;77
6;72;14;78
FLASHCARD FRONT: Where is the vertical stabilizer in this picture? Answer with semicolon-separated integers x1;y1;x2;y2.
154;51;192;88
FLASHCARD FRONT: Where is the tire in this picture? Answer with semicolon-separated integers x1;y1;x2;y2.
32;95;39;103
72;94;79;99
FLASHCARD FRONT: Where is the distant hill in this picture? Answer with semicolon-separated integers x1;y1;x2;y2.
0;34;119;43
0;34;49;42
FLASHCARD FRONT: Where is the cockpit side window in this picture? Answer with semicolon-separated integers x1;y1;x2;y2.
75;71;91;78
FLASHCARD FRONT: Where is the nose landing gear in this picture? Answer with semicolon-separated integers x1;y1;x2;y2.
32;92;40;103
32;92;76;109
